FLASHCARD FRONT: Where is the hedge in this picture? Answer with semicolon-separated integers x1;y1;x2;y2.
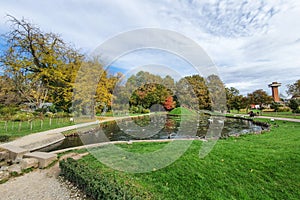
59;158;150;200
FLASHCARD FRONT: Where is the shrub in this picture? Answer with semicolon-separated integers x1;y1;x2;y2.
11;112;34;122
0;135;10;142
292;108;300;113
54;111;70;118
278;107;291;112
59;158;150;200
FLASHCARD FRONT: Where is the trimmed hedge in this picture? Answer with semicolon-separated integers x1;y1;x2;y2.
59;158;150;200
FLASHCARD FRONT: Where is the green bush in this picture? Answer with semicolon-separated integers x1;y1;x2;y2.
11;112;34;122
0;135;10;142
278;107;291;112
54;111;70;118
292;108;300;113
59;158;150;200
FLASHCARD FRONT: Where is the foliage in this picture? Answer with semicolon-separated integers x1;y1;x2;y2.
163;96;176;111
0;15;83;112
247;89;273;110
206;74;227;112
270;101;281;112
287;79;300;98
0;75;23;105
180;75;211;110
226;87;245;112
288;99;300;113
73;58;121;116
60;158;151;200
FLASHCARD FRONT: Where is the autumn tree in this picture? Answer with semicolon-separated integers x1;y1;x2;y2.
0;15;83;112
247;89;273;111
226;87;244;112
0;75;23;106
206;75;227;112
73;58;121;116
181;75;211;110
163;96;176;111
287;79;300;98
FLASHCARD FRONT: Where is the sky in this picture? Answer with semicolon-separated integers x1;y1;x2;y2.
0;0;300;96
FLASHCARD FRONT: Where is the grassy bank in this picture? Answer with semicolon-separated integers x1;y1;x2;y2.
169;107;197;115
0;117;75;142
60;119;300;199
230;109;300;119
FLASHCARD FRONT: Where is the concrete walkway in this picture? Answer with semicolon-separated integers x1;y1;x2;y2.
255;116;300;123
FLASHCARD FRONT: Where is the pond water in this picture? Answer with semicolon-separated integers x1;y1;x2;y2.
41;115;264;152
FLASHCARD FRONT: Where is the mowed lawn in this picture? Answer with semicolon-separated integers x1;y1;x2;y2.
71;119;300;199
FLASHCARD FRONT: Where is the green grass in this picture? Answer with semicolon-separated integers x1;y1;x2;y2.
0;117;75;141
169;107;197;115
71;119;300;199
261;112;300;119
230;109;300;119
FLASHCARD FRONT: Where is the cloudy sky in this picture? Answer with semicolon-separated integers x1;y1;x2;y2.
0;0;300;96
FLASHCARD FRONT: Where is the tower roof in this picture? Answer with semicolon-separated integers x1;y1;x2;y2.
268;82;281;87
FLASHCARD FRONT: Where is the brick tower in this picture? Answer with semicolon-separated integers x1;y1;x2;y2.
268;82;281;102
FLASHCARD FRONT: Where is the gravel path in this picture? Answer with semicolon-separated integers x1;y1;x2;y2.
0;153;90;200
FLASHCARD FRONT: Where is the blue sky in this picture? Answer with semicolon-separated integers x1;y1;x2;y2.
0;0;300;96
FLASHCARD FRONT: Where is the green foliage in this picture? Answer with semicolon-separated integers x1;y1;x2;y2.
247;89;273;110
11;112;34;121
0;135;10;142
287;79;300;97
289;99;300;113
60;158;151;200
226;87;245;112
277;107;291;112
270;101;281;112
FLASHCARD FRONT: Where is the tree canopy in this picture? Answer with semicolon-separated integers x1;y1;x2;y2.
287;79;300;98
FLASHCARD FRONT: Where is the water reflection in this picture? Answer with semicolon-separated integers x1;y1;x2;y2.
43;116;262;152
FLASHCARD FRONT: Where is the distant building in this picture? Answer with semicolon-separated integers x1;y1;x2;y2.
268;82;281;102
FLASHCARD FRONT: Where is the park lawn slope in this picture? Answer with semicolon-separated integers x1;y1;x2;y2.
169;107;197;115
60;119;300;199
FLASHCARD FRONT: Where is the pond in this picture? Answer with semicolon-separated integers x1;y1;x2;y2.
40;115;265;152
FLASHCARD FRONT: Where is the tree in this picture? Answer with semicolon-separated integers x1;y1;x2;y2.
0;75;23;106
73;58;121;116
287;79;300;98
206;75;227;112
225;87;244;112
288;99;300;113
163;96;176;111
183;75;211;110
247;89;273;111
270;101;281;112
0;15;83;111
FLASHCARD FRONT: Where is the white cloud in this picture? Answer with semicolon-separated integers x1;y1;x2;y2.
0;0;299;96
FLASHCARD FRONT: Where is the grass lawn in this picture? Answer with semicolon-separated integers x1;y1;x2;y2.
64;119;300;199
230;109;300;119
0;117;75;142
169;107;197;115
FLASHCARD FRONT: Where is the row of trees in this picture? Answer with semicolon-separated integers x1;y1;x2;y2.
0;16;299;116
